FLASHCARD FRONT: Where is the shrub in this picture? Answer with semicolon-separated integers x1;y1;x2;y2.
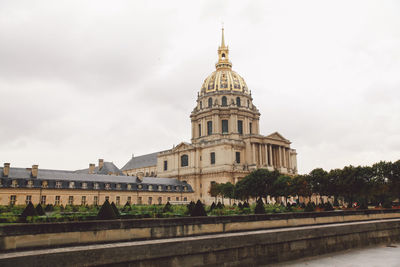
190;200;207;217
216;201;224;209
243;202;250;208
45;204;54;212
254;198;265;214
122;202;132;212
324;202;334;211
110;202;120;217
238;202;243;209
383;200;393;209
35;204;45;216
97;200;117;220
163;201;173;213
209;202;216;211
187;201;195;214
304;202;315;212
333;198;340;207
21;202;37;217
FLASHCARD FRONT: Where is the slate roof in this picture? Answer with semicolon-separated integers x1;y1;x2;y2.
0;167;193;192
75;161;123;175
121;152;160;171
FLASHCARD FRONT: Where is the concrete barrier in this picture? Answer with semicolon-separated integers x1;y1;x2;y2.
1;209;400;252
0;218;399;266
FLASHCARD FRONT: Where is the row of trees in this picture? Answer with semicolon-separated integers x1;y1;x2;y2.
209;160;400;207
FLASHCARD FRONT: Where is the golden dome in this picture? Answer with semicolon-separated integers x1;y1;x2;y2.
200;69;249;95
200;27;249;96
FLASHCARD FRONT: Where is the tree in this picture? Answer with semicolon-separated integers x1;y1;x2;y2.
220;182;235;205
208;182;220;203
273;175;292;205
97;200;117;220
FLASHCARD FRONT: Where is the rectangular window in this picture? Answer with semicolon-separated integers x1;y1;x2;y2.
167;197;171;201
93;196;98;205
55;196;60;205
81;196;86;205
198;124;201;137
210;152;216;164
105;196;109;202
238;120;243;134
127;196;131;204
41;195;46;205
176;197;179;201
68;196;74;205
207;121;212;135
10;195;16;205
184;197;187;201
158;197;162;205
26;195;32;205
164;160;168;171
138;196;142;205
249;122;252;134
116;196;120;206
148;197;152;205
236;152;241;164
222;120;228;134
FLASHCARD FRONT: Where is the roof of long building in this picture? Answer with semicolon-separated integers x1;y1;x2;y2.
121;152;160;171
75;161;123;175
0;167;193;192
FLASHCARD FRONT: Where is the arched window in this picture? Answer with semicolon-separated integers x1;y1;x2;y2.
208;98;212;108
247;100;250;107
181;154;189;167
200;101;202;109
222;96;227;106
236;97;241;107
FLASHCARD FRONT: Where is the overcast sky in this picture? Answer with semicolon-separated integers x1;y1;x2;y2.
1;0;399;174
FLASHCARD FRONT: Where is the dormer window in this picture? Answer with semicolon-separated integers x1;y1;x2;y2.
11;180;18;188
127;184;132;190
27;180;34;188
55;181;62;188
82;182;88;189
184;186;188;191
148;185;153;190
41;181;48;188
158;185;162;191
69;182;75;189
116;184;121;190
105;183;111;190
94;183;99;189
138;184;143;189
167;185;171;190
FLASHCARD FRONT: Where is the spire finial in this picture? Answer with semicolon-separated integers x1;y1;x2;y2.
221;23;225;47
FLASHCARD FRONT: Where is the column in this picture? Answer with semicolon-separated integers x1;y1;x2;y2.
278;146;282;167
252;143;256;164
265;144;269;166
269;145;273;167
258;144;262;166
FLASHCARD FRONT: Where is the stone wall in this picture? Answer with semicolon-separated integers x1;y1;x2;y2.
0;218;399;266
1;209;400;252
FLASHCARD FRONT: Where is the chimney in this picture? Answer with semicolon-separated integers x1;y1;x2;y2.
89;163;95;174
31;165;38;178
98;159;104;170
3;163;10;177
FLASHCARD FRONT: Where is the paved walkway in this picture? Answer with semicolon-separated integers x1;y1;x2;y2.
269;243;400;267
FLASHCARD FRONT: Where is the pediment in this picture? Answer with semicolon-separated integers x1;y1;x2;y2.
172;142;193;152
266;132;288;142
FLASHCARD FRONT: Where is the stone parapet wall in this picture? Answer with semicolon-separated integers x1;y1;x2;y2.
1;209;400;252
0;219;400;266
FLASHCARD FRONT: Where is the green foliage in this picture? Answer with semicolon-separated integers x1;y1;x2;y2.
97;200;117;220
35;204;45;216
21;202;37;217
304;202;315;212
190;200;207;217
45;204;54;212
209;202;216;212
216;201;224;209
324;202;334;211
254;198;265;214
163;201;172;213
122;202;132;212
187;201;195;215
243;202;250;208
